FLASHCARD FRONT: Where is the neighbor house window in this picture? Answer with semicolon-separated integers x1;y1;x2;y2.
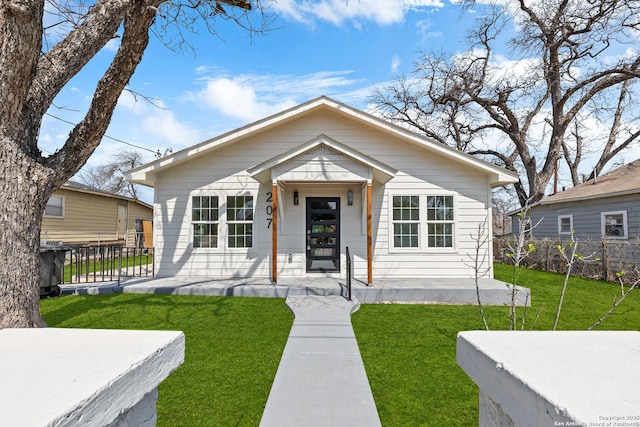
192;196;219;248
392;196;420;248
558;215;573;235
427;196;454;248
45;195;64;218
602;210;627;239
227;195;254;248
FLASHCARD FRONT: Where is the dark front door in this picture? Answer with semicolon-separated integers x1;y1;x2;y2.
306;197;340;272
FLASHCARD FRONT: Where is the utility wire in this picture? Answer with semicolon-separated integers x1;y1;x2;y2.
44;112;159;155
39;145;95;178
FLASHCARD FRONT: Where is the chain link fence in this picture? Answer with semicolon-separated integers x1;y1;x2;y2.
493;237;640;285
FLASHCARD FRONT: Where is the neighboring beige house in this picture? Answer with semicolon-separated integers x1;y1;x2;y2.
127;96;517;284
41;181;153;247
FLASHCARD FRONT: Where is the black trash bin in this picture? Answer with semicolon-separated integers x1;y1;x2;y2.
39;245;69;297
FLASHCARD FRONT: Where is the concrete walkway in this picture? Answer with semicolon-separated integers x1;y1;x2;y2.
260;296;382;427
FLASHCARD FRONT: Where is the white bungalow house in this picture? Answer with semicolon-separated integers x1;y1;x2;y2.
126;97;517;285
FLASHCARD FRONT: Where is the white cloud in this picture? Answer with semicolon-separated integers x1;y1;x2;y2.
416;18;442;43
196;78;297;122
190;70;365;122
141;104;202;147
450;49;543;90
108;94;202;152
391;55;401;74
104;38;120;52
117;90;149;115
272;0;444;27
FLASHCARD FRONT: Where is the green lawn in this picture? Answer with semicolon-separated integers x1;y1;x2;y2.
40;264;639;426
64;253;153;282
41;294;293;426
352;263;640;426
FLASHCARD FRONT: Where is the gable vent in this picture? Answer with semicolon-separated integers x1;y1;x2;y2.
308;145;342;156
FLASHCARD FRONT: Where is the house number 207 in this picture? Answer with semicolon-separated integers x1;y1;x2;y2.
266;192;273;228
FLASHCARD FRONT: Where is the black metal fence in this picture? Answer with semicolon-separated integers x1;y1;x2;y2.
63;244;154;284
494;237;640;284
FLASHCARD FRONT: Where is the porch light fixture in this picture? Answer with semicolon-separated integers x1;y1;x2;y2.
293;191;299;205
347;190;353;206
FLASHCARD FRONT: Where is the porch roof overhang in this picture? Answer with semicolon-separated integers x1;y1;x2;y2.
247;134;398;184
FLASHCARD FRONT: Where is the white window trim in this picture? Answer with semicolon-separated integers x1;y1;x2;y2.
44;195;65;218
389;194;421;252
191;195;220;250
388;193;457;253
191;193;256;252
426;195;456;250
557;214;573;235
601;210;628;240
226;195;255;251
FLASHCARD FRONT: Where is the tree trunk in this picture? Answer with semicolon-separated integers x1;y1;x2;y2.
0;138;53;328
0;0;256;329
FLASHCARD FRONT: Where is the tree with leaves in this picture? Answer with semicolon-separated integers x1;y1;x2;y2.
0;0;264;328
373;0;640;207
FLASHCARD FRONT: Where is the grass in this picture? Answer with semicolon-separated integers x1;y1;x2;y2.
63;254;153;282
40;264;640;426
40;294;292;426
352;304;484;425
352;263;640;426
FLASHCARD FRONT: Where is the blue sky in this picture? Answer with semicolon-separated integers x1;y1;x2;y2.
38;0;640;204
40;0;478;196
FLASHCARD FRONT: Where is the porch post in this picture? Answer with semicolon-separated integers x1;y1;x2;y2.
367;182;373;285
271;182;278;284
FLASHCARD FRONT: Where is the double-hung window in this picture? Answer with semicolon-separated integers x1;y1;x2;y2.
392;196;420;248
227;195;254;248
602;210;627;239
427;195;454;248
558;215;573;235
391;194;456;250
192;196;219;248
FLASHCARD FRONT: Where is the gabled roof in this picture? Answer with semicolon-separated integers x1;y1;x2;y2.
541;159;640;205
58;181;153;210
247;134;398;184
125;96;518;187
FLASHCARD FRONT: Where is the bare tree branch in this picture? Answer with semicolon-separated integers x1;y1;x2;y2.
80;150;144;199
0;0;268;327
373;0;640;207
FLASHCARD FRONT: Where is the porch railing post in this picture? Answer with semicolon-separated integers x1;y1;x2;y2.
346;246;352;301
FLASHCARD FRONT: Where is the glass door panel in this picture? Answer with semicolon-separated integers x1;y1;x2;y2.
306;197;340;272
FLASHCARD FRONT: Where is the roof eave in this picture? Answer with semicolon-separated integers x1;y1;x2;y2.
125;96;519;186
541;188;640;205
58;184;153;209
124;169;156;188
489;172;519;188
123;97;336;184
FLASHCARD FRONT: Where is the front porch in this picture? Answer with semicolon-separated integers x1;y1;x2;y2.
61;276;530;306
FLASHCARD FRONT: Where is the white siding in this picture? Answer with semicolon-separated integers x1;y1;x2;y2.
154;109;493;279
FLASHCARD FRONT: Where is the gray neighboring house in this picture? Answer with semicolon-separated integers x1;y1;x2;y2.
511;159;640;240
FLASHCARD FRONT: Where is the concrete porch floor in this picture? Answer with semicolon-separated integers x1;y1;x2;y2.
61;276;530;306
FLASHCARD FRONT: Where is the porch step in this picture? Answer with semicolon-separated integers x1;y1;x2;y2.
260;295;382;427
61;276;530;306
